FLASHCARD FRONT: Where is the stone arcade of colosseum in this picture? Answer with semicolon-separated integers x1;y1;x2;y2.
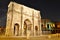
5;2;41;36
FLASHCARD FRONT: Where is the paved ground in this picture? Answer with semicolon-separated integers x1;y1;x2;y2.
0;34;60;40
0;36;60;40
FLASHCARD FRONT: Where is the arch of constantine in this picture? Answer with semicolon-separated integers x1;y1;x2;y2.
5;1;41;36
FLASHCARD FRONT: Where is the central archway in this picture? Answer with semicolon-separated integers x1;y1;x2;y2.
24;19;32;36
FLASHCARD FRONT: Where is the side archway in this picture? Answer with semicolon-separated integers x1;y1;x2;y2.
14;23;19;36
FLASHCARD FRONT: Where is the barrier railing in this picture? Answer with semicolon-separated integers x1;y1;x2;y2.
0;28;60;36
42;28;60;34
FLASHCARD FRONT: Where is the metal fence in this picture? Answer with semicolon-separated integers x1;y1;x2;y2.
42;28;60;35
0;28;60;36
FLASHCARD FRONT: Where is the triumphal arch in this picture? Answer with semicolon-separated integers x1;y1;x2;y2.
5;2;41;36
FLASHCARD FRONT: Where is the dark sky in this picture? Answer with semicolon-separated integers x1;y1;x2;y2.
0;0;60;26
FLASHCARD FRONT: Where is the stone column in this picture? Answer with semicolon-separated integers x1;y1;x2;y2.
21;6;24;36
33;24;35;36
22;24;24;36
19;25;21;36
32;11;34;36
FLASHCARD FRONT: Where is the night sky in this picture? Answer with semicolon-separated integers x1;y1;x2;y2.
0;0;60;27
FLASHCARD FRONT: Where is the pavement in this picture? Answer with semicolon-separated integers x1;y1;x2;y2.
0;34;60;40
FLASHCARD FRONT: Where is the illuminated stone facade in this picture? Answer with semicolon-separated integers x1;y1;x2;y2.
5;2;41;36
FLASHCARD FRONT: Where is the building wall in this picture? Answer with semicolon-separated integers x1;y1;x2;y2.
34;10;40;36
22;6;33;36
5;2;41;36
11;3;22;36
5;2;13;36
